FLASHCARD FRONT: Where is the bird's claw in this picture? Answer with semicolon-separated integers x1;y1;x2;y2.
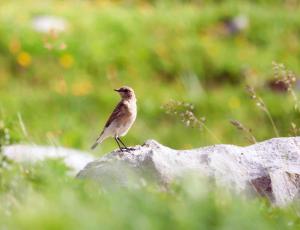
119;147;135;152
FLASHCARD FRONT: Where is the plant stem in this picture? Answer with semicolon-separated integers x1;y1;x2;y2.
201;122;221;144
264;109;279;137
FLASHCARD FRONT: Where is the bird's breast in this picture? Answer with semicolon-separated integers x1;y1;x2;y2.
126;99;137;116
116;99;136;137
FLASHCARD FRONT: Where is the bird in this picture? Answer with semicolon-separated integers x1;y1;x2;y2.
91;86;137;151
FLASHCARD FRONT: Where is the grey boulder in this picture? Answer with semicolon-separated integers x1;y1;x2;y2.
77;137;300;206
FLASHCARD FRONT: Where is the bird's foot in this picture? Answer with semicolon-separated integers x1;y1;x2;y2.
125;147;135;151
119;147;135;152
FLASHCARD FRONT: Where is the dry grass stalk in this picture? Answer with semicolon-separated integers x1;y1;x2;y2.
246;85;279;137
163;100;220;143
290;122;300;136
272;61;299;112
230;119;256;144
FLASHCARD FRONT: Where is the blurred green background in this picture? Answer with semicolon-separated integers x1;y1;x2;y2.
1;0;300;229
1;0;300;152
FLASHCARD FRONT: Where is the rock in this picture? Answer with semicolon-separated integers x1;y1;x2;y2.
77;137;300;206
3;145;95;175
32;16;68;33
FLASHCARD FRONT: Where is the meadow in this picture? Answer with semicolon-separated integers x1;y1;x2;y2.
1;0;300;229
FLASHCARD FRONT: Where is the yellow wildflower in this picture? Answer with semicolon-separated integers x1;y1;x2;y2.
59;54;74;68
71;79;93;96
17;52;32;67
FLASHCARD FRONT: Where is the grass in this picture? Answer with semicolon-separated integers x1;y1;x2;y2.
0;159;300;230
1;0;300;229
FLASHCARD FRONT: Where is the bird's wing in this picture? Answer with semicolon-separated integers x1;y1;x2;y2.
91;101;128;150
104;101;128;128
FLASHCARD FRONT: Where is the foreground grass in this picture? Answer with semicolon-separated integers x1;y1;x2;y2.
0;159;299;230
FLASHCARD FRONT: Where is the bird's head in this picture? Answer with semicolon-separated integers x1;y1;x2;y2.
114;86;135;100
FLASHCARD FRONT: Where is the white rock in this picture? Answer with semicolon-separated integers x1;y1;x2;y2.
232;15;249;31
3;145;94;175
32;16;67;33
77;137;300;206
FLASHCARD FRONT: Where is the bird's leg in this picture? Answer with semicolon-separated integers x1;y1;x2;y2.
117;137;134;151
114;137;124;152
117;137;127;148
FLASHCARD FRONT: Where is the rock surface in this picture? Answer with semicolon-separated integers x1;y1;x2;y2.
3;145;95;175
77;137;300;206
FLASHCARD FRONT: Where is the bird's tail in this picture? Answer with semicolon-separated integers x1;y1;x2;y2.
90;131;105;150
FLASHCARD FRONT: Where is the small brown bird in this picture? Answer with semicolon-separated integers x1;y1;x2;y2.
91;86;137;151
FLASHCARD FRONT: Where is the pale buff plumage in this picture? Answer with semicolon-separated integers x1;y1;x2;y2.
91;86;137;151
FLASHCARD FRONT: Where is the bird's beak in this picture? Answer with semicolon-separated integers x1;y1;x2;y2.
114;89;120;92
